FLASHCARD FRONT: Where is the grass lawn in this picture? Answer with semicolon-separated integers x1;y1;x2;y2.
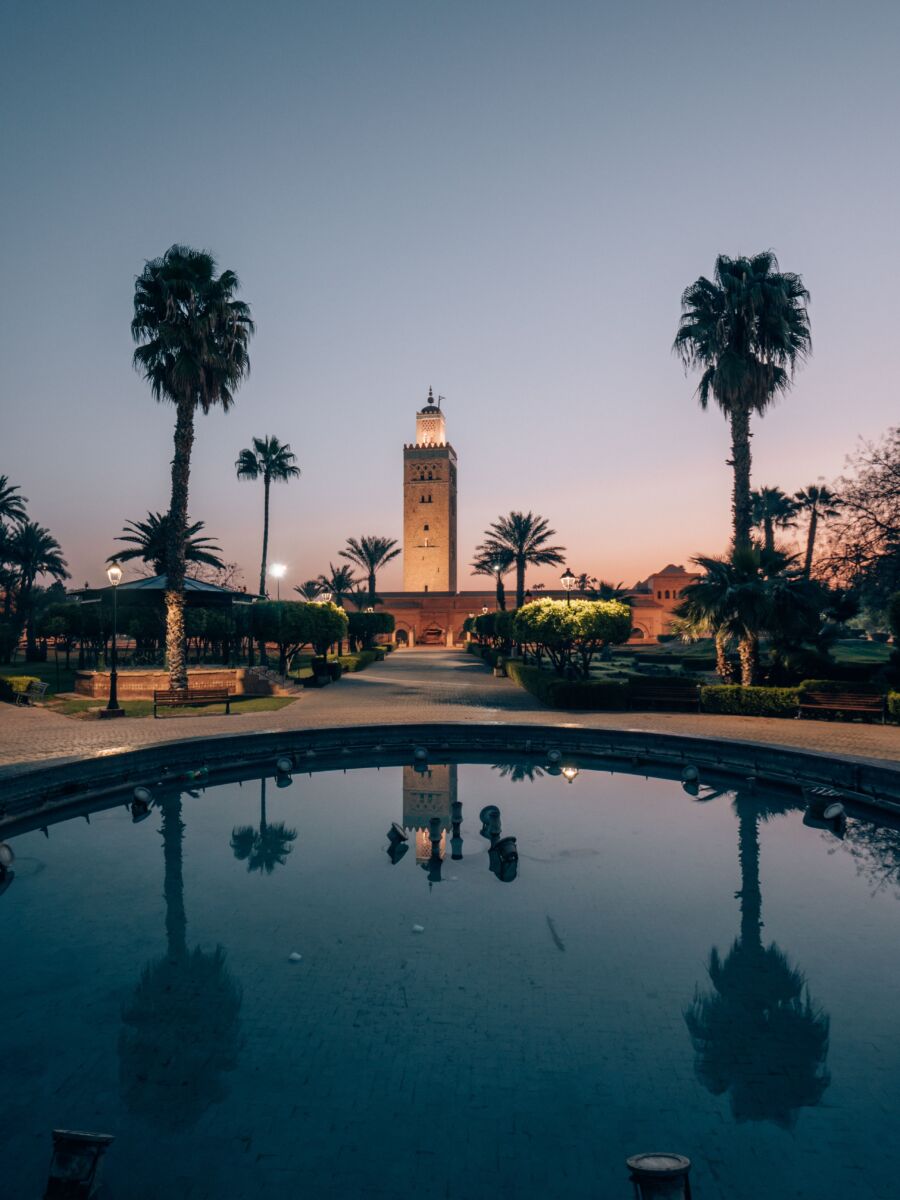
50;695;297;719
831;640;891;665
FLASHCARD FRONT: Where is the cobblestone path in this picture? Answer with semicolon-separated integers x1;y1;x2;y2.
2;648;899;779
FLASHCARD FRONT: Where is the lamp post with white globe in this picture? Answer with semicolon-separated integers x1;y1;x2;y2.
101;561;124;718
560;568;576;607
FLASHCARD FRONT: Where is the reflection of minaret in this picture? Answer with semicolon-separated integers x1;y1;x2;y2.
402;764;458;861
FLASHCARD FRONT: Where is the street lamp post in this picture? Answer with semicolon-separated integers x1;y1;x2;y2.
269;563;287;678
560;568;576;606
101;562;124;718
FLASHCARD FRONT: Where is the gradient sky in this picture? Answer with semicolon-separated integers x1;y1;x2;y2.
3;0;899;593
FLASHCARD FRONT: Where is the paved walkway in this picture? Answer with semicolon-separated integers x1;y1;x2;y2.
2;648;900;779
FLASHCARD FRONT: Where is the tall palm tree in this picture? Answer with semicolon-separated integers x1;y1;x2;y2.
109;512;224;576
684;790;830;1128
119;793;242;1130
794;485;842;578
674;253;811;551
9;521;70;660
132;244;254;690
0;475;27;526
340;535;401;602
230;777;297;875
475;511;565;609
235;435;301;597
293;579;322;601
751;487;798;553
471;546;514;610
317;563;357;607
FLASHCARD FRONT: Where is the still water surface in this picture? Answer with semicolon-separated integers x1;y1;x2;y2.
1;761;898;1198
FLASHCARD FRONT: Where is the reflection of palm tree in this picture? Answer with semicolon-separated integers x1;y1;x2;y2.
119;794;242;1130
231;777;297;875
492;763;545;783
684;791;830;1128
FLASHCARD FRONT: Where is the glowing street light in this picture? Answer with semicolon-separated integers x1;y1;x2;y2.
560;567;576;606
100;562;124;719
269;562;287;601
561;765;579;784
318;589;333;604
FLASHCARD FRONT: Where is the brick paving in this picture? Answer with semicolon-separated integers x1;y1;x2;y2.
2;647;899;779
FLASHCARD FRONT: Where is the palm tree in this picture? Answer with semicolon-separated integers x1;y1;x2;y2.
119;793;242;1130
677;546;817;685
751;487;798;553
340;535;401;603
230;777;297;875
674;253;811;551
684;790;830;1128
235;435;301;597
9;522;70;660
475;511;565;609
794;485;842;578
293;579;322;601
132;244;254;690
471;546;514;610
109;512;224;576
0;475;27;526
317;563;357;607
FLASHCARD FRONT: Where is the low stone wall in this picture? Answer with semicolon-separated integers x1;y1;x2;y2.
74;668;273;699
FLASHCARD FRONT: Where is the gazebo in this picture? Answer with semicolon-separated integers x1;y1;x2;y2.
68;576;266;700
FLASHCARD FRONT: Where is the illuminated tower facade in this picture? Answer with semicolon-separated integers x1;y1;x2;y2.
403;388;457;592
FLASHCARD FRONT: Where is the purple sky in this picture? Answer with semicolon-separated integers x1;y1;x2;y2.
3;0;899;593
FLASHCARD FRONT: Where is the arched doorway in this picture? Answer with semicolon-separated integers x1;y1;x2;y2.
395;628;409;647
420;625;445;646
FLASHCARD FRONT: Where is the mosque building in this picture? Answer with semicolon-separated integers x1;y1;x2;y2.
375;390;696;646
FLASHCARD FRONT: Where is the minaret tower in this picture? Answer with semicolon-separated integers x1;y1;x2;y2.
403;388;457;592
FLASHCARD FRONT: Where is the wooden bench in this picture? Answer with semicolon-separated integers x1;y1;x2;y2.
153;687;233;718
630;684;701;711
15;680;49;706
798;691;885;723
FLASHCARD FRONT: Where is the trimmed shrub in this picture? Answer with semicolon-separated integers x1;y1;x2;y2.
700;685;799;717
336;651;378;672
506;660;629;710
0;674;41;702
888;692;900;722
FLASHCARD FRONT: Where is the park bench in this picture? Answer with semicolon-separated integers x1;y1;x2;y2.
798;691;885;724
153;687;233;718
15;680;49;706
630;682;701;711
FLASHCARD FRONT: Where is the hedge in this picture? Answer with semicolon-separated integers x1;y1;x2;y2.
700;685;800;717
0;675;42;703
505;660;629;710
888;692;900;721
336;651;379;672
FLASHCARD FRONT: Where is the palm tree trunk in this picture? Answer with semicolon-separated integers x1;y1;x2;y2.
739;632;759;686
161;796;187;962
736;802;762;951
496;577;506;610
803;509;818;578
730;404;753;552
258;476;270;597
516;557;525;609
763;517;774;554
715;629;733;683
165;397;194;691
368;571;376;602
